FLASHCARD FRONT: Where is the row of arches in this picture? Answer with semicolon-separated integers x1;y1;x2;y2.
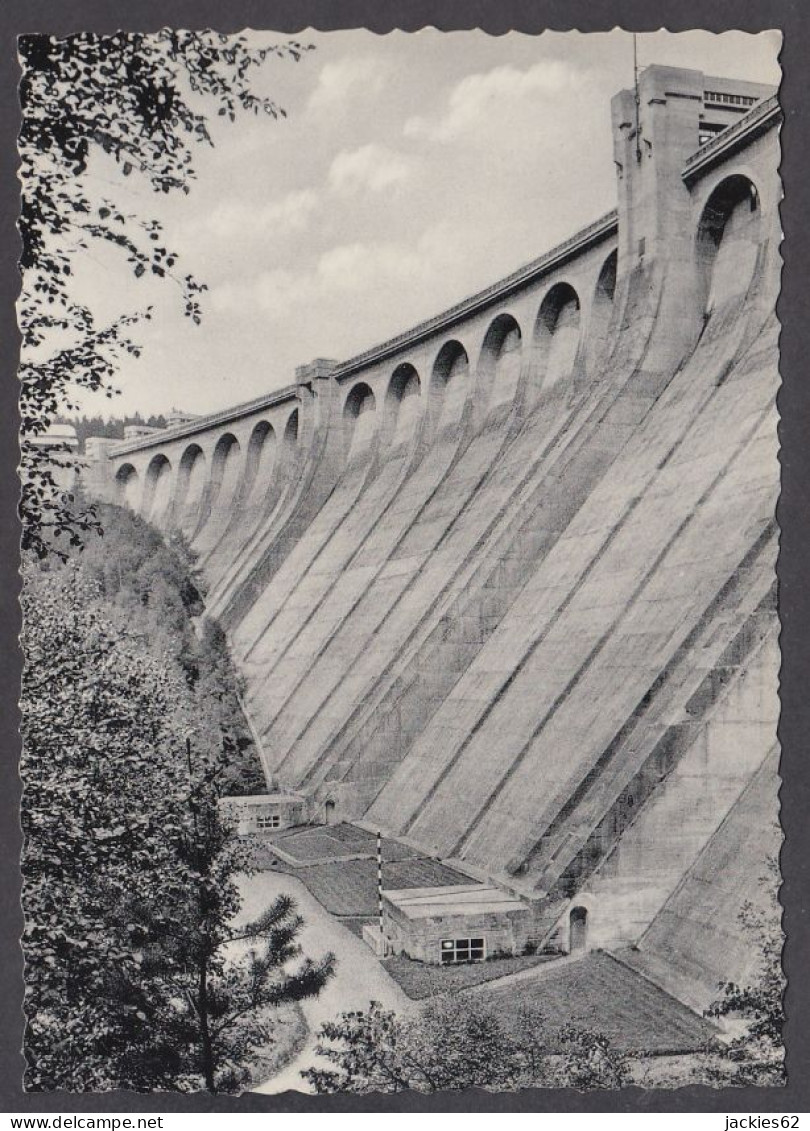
338;170;764;446
116;409;299;527
339;250;617;449
113;173;762;528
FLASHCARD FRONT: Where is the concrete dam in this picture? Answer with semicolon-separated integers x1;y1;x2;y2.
87;65;782;1009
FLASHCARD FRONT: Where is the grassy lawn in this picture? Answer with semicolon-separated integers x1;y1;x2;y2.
381;952;556;999
474;952;717;1053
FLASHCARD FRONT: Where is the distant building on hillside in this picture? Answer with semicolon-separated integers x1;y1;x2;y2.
26;422;80;491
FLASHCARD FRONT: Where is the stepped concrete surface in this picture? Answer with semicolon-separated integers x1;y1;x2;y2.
87;67;782;1004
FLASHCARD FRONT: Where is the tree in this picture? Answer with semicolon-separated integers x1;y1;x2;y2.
21;563;198;1089
132;758;334;1092
20;559;333;1091
18;30;311;559
303;998;629;1094
705;850;785;1086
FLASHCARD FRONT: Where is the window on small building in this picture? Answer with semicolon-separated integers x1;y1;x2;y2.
256;813;281;830
440;937;486;964
698;121;728;147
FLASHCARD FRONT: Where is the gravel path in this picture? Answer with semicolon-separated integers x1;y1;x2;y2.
236;871;411;1095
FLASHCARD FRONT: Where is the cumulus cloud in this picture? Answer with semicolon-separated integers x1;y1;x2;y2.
307;56;390;113
187;188;320;244
210;241;419;321
405;59;582;142
209;221;487;339
328;144;412;195
316;239;423;292
210;267;311;321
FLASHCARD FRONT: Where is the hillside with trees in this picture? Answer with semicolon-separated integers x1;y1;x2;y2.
55;413;169;451
20;507;335;1091
18;30;310;559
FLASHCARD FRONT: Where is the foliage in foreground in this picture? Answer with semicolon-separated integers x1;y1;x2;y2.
21;517;334;1091
18;29;310;559
704;851;785;1087
303;998;629;1094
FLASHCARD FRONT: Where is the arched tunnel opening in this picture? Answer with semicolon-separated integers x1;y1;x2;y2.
478;313;522;421
343;382;377;466
697;174;762;318
534;282;582;394
384;363;422;450
429;340;470;438
143;454;172;525
115;463;140;511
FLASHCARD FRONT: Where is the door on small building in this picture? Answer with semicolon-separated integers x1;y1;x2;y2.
569;905;588;953
324;798;336;826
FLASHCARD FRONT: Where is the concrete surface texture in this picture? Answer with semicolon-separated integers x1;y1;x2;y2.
87;67;782;1011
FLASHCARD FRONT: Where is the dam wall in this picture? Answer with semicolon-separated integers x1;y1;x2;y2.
86;65;781;1002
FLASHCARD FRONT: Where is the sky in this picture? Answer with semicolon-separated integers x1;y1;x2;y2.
67;29;781;420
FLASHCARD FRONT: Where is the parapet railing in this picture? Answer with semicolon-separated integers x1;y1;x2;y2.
682;93;781;184
105;207;619;458
108;380;302;457
332;208;619;380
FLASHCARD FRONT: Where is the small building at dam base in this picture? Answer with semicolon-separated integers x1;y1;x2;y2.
379;883;543;964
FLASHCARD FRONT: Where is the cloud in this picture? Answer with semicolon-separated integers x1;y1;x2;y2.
307;56;389;113
405;59;582;142
210;241;421;321
198;189;320;241
209;221;486;334
316;239;423;293
209;267;311;324
327;144;412;195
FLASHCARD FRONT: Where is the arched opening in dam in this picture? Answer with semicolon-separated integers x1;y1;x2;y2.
142;454;172;525
383;363;421;450
242;421;277;505
343;382;377;465
569;905;589;953
209;433;242;514
115;463;140;510
534;282;582;394
283;407;299;449
586;249;618;377
175;443;207;537
477;313;523;421
697;174;762;317
429;339;470;438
